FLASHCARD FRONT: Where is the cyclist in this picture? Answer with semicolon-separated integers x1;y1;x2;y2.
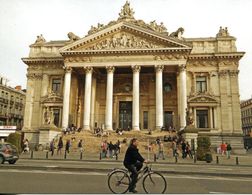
123;138;148;193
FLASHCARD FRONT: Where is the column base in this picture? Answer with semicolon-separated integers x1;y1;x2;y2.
155;126;162;131
105;127;113;131
132;126;140;131
83;126;91;131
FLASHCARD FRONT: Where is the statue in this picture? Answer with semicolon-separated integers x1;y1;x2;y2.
118;1;135;20
169;27;184;39
216;26;230;37
149;20;158;31
186;108;194;126
35;34;46;44
43;107;55;125
67;32;80;41
88;25;98;35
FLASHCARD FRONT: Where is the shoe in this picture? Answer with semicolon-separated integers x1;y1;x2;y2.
129;189;138;193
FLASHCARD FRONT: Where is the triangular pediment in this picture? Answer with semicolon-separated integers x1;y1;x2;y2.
60;22;191;54
188;95;218;103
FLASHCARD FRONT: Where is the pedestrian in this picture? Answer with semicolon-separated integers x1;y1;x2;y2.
116;140;121;153
50;139;55;156
108;141;114;158
78;139;83;153
186;142;193;159
226;143;232;159
157;140;165;160
101;140;108;158
65;139;71;153
23;139;30;153
181;140;187;159
172;140;178;157
57;137;63;155
221;142;226;155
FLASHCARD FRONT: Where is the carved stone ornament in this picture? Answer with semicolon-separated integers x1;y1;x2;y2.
26;73;43;80
154;54;186;61
218;70;229;77
34;34;46;44
178;64;186;72
169;27;184;40
65;56;92;63
28;64;63;71
188;95;218;103
189;60;218;67
155;65;164;72
131;65;141;73
106;66;115;73
86;2;168;36
64;66;72;73
229;70;239;77
84;66;93;74
67;32;80;41
85;33;165;50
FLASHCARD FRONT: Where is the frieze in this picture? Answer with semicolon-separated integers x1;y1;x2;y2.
154;54;187;61
218;60;238;67
188;60;218;67
65;56;92;63
188;94;218;103
42;92;63;103
218;70;229;77
27;64;63;71
26;73;43;80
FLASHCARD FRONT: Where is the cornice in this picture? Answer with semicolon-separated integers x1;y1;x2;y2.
22;57;64;65
188;52;245;60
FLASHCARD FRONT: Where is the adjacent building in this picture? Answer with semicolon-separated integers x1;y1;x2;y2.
241;98;252;136
0;76;26;140
22;1;245;153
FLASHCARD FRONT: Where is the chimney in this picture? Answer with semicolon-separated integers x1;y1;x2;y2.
15;85;22;91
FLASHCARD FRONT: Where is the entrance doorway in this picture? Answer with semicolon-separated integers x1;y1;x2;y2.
164;111;173;130
119;101;132;130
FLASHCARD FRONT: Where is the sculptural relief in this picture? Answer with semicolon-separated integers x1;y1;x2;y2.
216;26;230;37
34;34;46;44
67;32;80;41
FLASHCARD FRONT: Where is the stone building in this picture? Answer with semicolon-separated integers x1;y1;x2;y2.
241;98;252;136
0;76;26;129
22;2;244;152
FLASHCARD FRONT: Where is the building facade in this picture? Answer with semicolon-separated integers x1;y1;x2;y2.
241;98;252;136
0;76;26;129
22;2;245;152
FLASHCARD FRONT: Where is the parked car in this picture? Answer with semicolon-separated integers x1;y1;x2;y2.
0;143;19;164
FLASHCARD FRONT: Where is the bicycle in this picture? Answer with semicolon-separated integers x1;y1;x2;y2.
107;163;167;194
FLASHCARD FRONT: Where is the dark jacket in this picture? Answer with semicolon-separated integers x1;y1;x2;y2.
123;145;145;166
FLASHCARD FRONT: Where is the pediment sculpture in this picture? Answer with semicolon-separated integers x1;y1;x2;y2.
84;33;166;50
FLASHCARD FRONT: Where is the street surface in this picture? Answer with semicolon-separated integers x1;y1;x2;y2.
0;169;251;194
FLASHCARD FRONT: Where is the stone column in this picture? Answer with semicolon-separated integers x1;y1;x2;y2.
179;65;187;130
132;65;141;131
41;73;49;97
209;107;213;128
83;67;93;131
90;77;97;130
155;65;164;130
62;67;72;130
105;66;115;131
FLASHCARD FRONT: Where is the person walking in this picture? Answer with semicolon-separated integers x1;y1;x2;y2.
78;139;83;153
57;137;63;155
157;140;165;160
172;140;178;157
65;139;71;153
50;139;55;156
226;143;232;159
181;140;187;159
186;142;193;159
123;138;148;193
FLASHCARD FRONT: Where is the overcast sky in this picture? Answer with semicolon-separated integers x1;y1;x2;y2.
0;0;251;100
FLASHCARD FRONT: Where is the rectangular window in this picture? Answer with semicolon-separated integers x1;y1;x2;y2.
196;76;207;93
196;110;208;128
143;111;148;129
52;78;61;93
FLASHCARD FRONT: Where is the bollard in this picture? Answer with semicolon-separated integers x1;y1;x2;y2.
46;151;48;159
175;155;178;163
216;156;219;164
99;152;102;160
30;150;33;159
236;156;239;165
80;151;83;160
154;154;157;162
64;150;67;159
116;153;118;161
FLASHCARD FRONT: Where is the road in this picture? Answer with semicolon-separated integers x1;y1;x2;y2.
0;169;251;194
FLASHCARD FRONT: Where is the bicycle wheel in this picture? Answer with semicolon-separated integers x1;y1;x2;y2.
108;170;130;194
142;171;167;194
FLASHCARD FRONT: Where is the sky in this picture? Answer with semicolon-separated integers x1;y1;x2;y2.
0;0;251;100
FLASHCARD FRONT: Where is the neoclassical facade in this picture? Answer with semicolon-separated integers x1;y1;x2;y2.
22;2;245;152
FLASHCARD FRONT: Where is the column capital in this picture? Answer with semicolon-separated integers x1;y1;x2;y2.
64;66;72;73
84;66;93;74
155;65;164;72
178;64;186;72
131;65;141;73
106;66;115;73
